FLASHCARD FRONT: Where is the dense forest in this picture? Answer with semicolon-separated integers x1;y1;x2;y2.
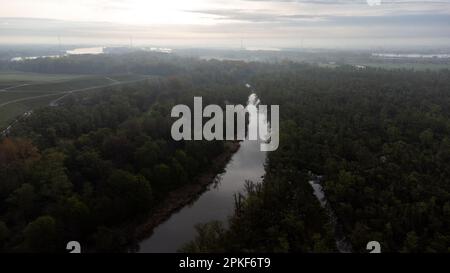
1;52;450;252
185;64;450;253
0;56;255;251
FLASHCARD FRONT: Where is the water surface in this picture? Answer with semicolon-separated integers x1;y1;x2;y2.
139;93;267;253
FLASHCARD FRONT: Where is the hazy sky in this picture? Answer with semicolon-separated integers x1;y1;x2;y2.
1;0;449;49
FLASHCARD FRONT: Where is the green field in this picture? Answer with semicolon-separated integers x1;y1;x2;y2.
0;72;151;129
0;95;63;128
0;71;85;89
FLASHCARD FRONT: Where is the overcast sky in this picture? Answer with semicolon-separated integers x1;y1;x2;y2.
1;0;449;49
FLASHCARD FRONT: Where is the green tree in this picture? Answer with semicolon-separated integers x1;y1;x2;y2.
23;215;58;252
402;231;419;253
0;221;10;250
6;183;37;222
104;170;152;222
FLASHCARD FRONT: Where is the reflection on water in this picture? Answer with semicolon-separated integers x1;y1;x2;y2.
10;55;59;62
10;47;105;62
66;47;104;55
138;93;268;253
372;53;450;59
309;175;353;253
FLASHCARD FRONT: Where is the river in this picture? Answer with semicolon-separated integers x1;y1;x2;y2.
138;92;268;253
309;175;353;253
10;47;104;62
137;91;351;253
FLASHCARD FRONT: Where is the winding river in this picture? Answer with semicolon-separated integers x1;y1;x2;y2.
138;90;351;253
138;92;268;253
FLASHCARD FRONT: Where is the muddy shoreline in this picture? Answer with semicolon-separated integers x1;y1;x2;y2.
133;141;241;245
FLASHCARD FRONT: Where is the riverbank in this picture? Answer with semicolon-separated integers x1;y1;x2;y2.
134;141;241;244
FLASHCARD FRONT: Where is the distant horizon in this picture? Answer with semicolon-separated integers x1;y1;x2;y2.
1;0;449;50
1;40;450;54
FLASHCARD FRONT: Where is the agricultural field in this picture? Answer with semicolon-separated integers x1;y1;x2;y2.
0;71;84;88
0;71;151;129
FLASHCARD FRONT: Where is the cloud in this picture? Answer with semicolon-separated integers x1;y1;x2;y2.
0;0;449;49
187;9;325;23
